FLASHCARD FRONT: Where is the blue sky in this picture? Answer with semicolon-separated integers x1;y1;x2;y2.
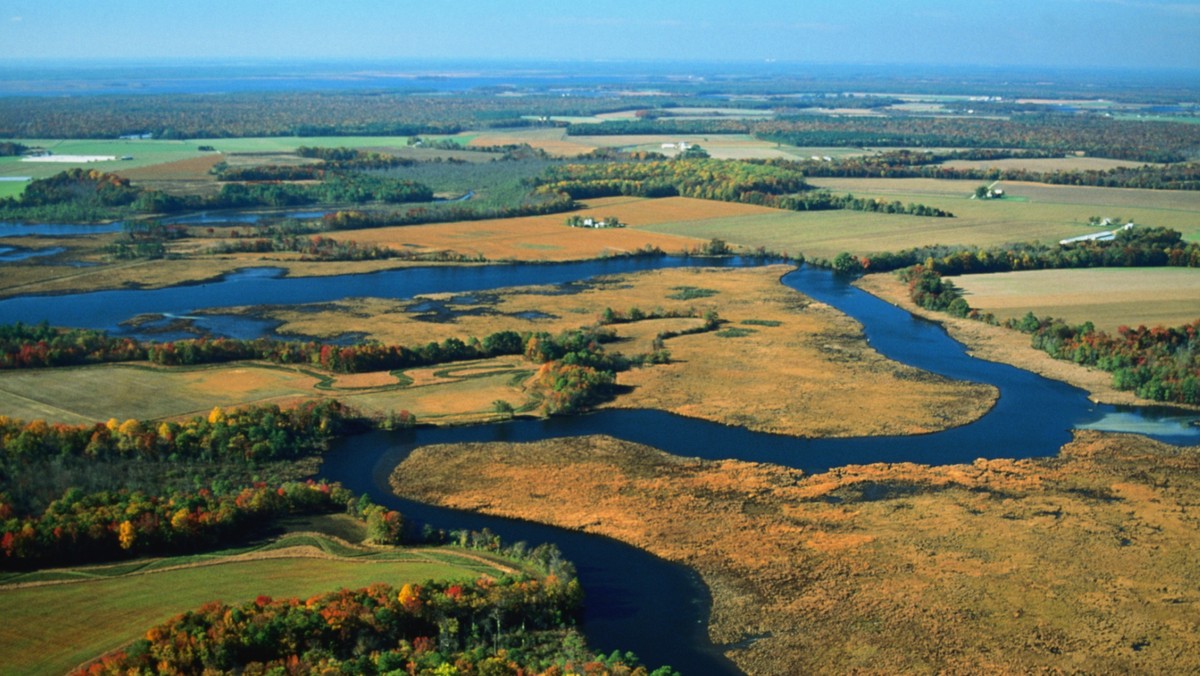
2;0;1198;69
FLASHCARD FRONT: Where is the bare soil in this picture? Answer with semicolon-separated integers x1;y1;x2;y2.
393;431;1200;675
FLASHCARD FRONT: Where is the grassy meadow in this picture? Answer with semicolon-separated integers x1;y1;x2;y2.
0;527;511;676
951;268;1200;332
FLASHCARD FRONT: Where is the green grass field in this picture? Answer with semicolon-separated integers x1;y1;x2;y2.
0;530;509;676
950;267;1200;332
0;180;28;200
635;178;1200;260
0;135;476;183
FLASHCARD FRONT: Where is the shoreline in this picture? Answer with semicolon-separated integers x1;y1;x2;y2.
854;271;1198;410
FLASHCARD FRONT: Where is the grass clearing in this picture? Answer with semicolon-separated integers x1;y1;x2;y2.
0;533;508;676
950;268;1200;332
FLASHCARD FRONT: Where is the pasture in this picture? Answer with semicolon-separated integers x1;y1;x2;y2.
0;530;509;676
950;268;1200;332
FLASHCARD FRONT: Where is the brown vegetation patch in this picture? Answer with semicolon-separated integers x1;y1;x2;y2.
602;267;995;437
393;431;1200;675
263;266;993;437
329;371;400;389
467;128;596;156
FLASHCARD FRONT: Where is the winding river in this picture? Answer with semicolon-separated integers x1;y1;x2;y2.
1;257;1197;673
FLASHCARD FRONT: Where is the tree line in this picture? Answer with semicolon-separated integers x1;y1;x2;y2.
534;158;951;217
776;151;1200;191
0;168;435;222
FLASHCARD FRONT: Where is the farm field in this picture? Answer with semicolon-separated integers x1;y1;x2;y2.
0;529;510;676
950;268;1200;332
636;179;1200;261
0;135;474;185
328;196;764;261
0;358;530;426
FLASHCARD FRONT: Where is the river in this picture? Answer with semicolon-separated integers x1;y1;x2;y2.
0;258;1197;673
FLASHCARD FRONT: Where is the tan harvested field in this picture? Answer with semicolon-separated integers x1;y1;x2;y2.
950;268;1200;332
0;363;317;423
942;156;1156;172
638;178;1200;261
268;266;995;437
393;431;1200;675
328;196;768;261
0;358;530;425
467;127;598;156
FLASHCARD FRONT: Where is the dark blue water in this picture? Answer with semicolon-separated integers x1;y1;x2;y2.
160;210;331;225
0;245;65;262
0;257;758;338
0;222;125;237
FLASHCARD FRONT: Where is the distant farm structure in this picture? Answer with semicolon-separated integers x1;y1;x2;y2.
565;215;625;229
1060;221;1134;245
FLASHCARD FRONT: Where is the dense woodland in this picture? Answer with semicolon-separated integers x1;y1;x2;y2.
74;577;672;676
534;158;952;216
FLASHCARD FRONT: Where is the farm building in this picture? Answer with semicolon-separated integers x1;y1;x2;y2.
1060;222;1134;245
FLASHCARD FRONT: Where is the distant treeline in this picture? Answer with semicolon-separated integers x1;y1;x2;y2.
566;115;1200;163
0;91;653;139
778;150;1200;191
0;141;27;156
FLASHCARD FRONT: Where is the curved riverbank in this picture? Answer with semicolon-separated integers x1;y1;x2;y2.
855;272;1198;410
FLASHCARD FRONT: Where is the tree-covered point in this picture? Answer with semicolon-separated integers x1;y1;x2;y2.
0;141;28;156
72;576;674;676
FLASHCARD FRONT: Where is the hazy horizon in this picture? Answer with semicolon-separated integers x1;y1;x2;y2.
3;1;1197;71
